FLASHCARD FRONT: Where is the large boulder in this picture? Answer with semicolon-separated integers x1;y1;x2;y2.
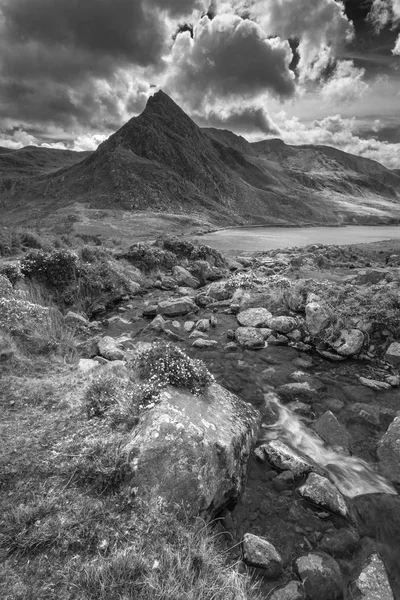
330;329;364;356
124;383;260;517
295;553;344;600
205;280;235;301
312;411;350;453
377;416;400;483
157;297;198;317
237;308;272;328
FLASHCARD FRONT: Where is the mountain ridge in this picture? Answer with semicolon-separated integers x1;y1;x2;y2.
0;90;400;230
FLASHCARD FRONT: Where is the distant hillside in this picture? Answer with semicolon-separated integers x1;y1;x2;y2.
0;90;400;230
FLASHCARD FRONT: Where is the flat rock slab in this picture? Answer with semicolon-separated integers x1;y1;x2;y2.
242;533;283;578
192;338;218;348
237;307;272;328
295;553;343;600
298;472;349;518
359;377;391;391
124;383;260;517
260;440;315;477
306;301;331;336
235;327;266;349
352;553;394;599
157;297;198;317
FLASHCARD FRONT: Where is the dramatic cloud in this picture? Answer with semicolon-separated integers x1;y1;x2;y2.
320;60;369;104
393;33;400;53
369;0;400;31
165;14;295;110
216;0;354;81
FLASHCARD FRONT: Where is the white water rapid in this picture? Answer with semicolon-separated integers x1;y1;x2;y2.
260;393;397;498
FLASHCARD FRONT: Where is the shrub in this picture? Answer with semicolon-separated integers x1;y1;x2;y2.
21;249;79;289
121;242;176;272
0;261;23;286
158;235;226;266
131;342;214;399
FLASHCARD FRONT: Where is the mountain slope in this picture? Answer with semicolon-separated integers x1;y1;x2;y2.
0;90;400;230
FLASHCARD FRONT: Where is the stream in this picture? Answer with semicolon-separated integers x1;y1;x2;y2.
105;287;400;597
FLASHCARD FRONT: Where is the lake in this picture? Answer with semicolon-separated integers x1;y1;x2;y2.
196;225;400;252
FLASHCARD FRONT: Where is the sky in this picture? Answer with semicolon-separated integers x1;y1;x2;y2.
0;0;399;168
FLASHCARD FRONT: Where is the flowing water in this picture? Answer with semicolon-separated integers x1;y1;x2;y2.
196;225;400;252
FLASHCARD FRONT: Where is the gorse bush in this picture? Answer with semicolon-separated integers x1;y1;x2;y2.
121;242;176;272
0;262;22;286
21;249;79;288
132;342;214;397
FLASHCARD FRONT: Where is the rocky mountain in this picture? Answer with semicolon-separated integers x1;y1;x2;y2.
1;90;400;229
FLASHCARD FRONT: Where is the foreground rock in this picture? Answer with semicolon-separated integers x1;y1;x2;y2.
258;440;315;477
124;383;260;516
242;533;283;578
295;553;343;600
330;328;364;356
269;581;304;600
97;336;126;361
351;553;394;599
157;297;198;317
237;308;272;328
377;416;400;483
235;327;265;349
172;266;199;288
298;473;349;518
385;342;400;367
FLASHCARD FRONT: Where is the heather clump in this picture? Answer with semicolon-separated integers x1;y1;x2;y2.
131;342;214;398
120;241;176;272
158;235;226;266
21;249;79;289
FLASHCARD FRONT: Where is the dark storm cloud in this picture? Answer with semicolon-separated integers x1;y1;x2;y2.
167;15;295;110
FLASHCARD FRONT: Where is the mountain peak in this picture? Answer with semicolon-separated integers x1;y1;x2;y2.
141;89;192;123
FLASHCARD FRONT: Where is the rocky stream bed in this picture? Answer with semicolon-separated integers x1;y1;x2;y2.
65;242;400;599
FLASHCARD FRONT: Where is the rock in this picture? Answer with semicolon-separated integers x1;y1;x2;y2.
277;382;318;402
285;282;307;312
206;280;235;301
319;528;359;557
242;533;283;578
259;327;273;339
385;342;400;367
295;553;343;600
260;440;315;477
189;330;208;339
123;383;260;516
150;314;166;332
172;265;199;288
330;329;364;356
293;356;313;368
355;269;387;285
359;377;391;390
196;318;210;332
351;553;394;599
378;416;400;483
350;403;380;427
157;297;198;317
78;358;99;373
236;307;272;328
287;329;302;342
184;320;195;332
386;375;400;387
298;473;349;518
97;336;125;361
268;316;298;334
306;302;331;336
235;327;265;349
192;338;218;349
171;321;180;329
224;342;238;352
269;581;304;600
273;470;295;491
77;336;100;358
142;304;158;318
106;315;131;327
159;275;177;290
65;311;89;327
312;411;350;453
